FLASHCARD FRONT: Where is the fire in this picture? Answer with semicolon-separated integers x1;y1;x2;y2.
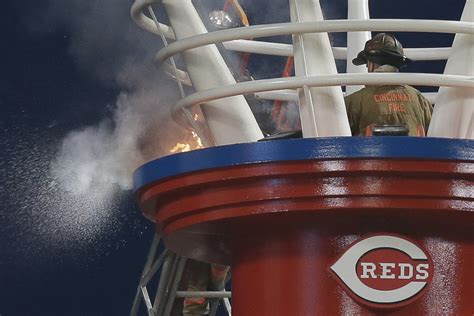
170;111;204;153
192;131;203;148
170;142;192;153
169;130;203;153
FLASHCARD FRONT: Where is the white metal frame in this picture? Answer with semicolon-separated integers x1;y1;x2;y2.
153;19;473;63
132;9;474;130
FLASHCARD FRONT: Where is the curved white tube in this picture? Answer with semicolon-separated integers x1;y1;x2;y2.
155;19;474;64
131;0;176;39
172;72;473;116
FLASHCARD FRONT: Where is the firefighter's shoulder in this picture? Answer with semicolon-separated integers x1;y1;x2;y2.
345;86;376;102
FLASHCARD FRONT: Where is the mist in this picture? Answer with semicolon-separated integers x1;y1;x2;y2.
9;0;336;253
0;0;197;260
22;0;190;193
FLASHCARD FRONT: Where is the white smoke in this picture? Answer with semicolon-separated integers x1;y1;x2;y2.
52;86;178;194
23;0;343;202
25;0;189;195
1;0;193;257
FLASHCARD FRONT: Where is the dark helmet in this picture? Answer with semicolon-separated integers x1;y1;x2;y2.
352;33;411;69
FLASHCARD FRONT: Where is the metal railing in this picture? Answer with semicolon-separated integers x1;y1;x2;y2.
153;19;473;64
131;2;474;125
171;73;473;118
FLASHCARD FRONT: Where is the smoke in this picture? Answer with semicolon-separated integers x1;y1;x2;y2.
52;83;181;193
23;0;188;193
0;122;140;263
19;0;349;203
25;0;159;84
13;0;345;250
0;0;193;258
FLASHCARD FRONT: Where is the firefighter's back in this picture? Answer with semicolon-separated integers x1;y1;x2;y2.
345;85;433;136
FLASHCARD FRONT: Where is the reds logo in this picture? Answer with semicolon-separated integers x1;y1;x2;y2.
329;234;434;309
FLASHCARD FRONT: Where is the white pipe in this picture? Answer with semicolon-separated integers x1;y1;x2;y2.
223;39;293;57
405;48;452;60
254;90;438;104
155;19;474;64
429;0;474;139
346;0;371;95
254;90;299;102
223;40;451;60
130;10;452;62
289;0;351;137
129;14;453;62
161;0;263;145
131;2;455;62
164;62;192;86
131;1;456;62
173;73;473;116
131;0;176;39
223;40;346;59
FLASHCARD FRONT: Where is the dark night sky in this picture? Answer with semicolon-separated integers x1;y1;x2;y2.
1;1;157;315
0;0;466;315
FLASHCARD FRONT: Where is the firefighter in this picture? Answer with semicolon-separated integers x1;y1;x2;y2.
345;33;433;136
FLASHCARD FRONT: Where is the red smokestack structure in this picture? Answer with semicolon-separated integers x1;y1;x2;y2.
134;137;473;315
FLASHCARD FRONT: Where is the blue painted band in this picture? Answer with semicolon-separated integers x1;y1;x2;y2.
134;137;473;192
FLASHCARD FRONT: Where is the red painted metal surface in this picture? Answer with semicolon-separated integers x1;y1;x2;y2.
230;218;473;315
136;158;473;315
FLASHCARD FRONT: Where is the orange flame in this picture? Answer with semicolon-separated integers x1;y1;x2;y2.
192;131;203;148
169;130;203;153
170;143;192;153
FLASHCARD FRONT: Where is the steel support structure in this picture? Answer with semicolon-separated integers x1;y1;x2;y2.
130;234;232;316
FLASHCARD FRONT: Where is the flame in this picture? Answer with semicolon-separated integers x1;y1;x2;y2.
192;131;203;148
170;142;192;153
169;130;203;153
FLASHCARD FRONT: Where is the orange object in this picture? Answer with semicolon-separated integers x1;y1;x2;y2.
271;57;295;129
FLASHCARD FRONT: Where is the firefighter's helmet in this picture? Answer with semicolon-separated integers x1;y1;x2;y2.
352;33;411;68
